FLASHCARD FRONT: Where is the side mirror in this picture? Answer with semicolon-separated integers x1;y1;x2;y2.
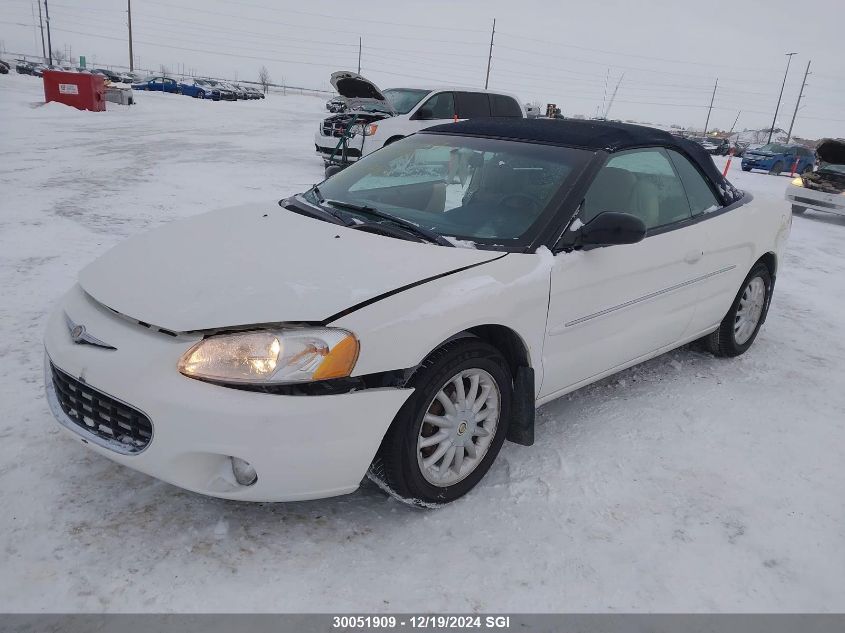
557;212;647;252
416;107;434;120
324;164;345;178
581;212;647;248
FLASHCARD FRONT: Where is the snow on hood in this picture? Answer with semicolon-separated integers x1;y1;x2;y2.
330;71;395;115
815;138;845;165
78;202;501;332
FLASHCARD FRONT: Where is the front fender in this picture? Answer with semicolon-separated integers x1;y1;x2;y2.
331;251;554;397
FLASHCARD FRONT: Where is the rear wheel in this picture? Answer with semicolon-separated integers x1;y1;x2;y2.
197;91;205;99
769;161;784;175
368;339;512;506
792;205;807;215
702;263;772;357
741;166;751;171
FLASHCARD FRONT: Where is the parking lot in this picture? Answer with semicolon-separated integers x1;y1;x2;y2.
1;73;844;612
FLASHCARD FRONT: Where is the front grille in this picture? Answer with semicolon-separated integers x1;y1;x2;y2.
50;363;152;453
793;195;839;209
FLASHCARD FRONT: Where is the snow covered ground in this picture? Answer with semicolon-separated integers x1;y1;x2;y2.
1;73;844;613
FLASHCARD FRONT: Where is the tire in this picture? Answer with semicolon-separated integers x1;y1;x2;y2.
769;161;784;175
702;263;772;357
368;339;512;507
741;166;751;172
792;205;807;215
197;91;205;99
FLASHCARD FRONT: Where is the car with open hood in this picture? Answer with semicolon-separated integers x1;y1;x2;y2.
314;71;524;165
786;138;845;217
45;119;789;506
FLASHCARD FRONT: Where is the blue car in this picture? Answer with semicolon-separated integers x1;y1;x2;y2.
178;78;215;99
131;76;180;93
741;143;815;175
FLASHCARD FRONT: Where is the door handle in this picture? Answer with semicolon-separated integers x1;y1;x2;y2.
684;250;703;264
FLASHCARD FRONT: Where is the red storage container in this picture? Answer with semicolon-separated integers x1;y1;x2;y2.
43;70;106;112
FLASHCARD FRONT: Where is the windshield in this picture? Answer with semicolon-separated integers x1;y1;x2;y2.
307;133;589;248
819;163;845;174
384;88;429;114
758;143;790;154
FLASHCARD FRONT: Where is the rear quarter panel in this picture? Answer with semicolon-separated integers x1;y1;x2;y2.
692;193;790;332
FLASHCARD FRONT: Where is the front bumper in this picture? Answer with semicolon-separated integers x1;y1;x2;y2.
785;184;845;216
44;284;413;501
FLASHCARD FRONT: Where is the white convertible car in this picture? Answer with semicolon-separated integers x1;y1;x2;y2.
44;119;791;506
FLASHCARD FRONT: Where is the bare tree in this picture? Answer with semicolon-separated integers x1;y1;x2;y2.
51;47;66;64
159;64;170;77
258;65;271;94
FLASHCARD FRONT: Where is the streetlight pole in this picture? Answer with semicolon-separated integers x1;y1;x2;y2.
767;52;796;144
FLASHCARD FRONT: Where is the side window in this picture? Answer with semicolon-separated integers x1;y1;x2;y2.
490;94;522;117
580;148;691;230
455;92;491;118
666;149;721;215
417;92;455;120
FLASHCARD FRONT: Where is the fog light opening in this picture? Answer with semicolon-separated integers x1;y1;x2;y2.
231;457;258;486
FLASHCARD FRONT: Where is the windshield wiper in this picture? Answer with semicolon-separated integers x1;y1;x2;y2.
324;199;454;247
278;187;353;226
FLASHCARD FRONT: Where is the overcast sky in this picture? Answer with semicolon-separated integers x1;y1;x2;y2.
3;0;844;138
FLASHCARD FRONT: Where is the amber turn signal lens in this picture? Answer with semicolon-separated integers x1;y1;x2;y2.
313;334;360;381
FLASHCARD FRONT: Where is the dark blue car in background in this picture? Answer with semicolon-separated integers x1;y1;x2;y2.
741;143;815;175
131;76;180;93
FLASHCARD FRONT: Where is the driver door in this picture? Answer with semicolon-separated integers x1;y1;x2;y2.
540;148;707;399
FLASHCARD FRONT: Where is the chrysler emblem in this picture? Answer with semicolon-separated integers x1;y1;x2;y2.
64;313;117;350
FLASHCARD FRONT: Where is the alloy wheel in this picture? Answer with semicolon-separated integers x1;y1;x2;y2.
416;368;501;486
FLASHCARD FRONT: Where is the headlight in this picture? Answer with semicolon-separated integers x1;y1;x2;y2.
178;328;359;385
791;176;803;187
350;123;378;136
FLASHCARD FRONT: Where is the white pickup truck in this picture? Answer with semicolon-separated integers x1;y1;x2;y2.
315;71;524;164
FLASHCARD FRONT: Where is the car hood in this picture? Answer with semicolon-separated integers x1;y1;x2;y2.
78;202;501;332
815;138;845;165
744;151;774;158
330;71;396;115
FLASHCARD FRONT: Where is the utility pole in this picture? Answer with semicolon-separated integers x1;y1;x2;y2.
128;0;134;71
787;59;811;143
44;0;53;65
484;18;495;89
604;72;624;119
357;37;361;74
37;1;46;62
702;78;718;140
768;52;796;144
729;110;741;134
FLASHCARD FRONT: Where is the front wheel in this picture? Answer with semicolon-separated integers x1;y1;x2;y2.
368;339;512;506
769;161;784;175
702;263;772;357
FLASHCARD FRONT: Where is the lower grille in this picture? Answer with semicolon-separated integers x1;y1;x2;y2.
50;363;152;453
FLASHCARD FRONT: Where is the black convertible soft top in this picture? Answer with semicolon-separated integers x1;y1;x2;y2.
423;118;743;205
